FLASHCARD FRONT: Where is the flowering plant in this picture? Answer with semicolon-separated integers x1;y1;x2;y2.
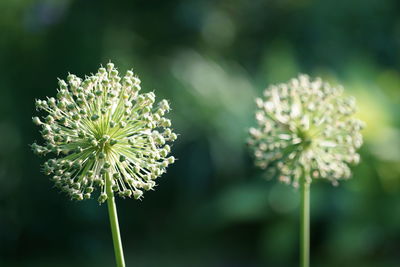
32;62;177;267
248;75;364;267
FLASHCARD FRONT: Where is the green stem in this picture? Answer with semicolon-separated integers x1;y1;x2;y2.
300;176;310;267
106;174;126;267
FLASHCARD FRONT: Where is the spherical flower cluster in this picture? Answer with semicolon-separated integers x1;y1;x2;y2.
248;75;364;187
32;63;177;203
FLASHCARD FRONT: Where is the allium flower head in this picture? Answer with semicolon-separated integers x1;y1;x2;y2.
32;62;177;203
248;75;364;187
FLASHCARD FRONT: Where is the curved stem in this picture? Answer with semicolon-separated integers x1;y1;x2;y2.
300;176;310;267
106;174;126;267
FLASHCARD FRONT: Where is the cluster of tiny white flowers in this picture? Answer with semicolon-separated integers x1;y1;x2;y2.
32;63;177;203
248;75;364;187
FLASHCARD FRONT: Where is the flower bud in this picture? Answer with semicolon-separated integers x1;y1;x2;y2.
133;190;143;199
32;117;42;125
98;193;108;203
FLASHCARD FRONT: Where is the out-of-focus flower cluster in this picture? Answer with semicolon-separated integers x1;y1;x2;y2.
248;75;364;187
32;63;177;203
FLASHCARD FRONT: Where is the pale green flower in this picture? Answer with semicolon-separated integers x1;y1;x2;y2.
248;75;364;187
32;62;177;203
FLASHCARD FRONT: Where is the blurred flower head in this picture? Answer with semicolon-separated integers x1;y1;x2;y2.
32;62;177;203
248;75;364;187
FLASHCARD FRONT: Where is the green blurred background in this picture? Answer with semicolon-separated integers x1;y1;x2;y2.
1;0;400;266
